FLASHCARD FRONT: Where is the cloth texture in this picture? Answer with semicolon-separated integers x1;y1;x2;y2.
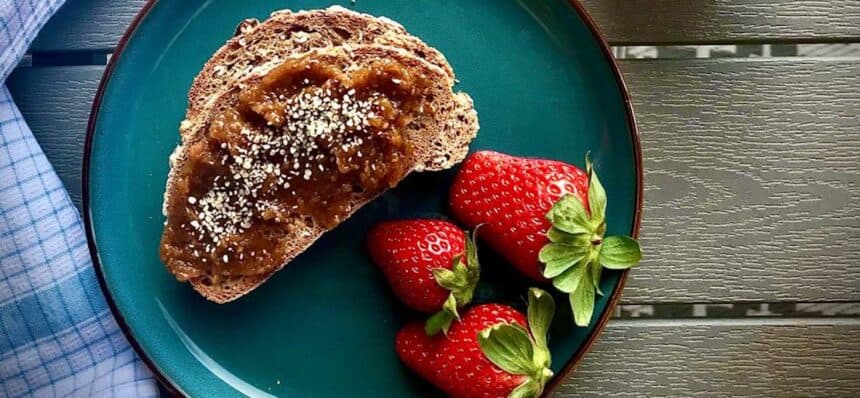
1;0;158;396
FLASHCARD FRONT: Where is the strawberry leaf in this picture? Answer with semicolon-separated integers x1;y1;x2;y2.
477;324;536;376
590;262;604;296
454;230;481;305
527;288;555;368
546;227;583;244
465;229;480;275
425;294;459;336
551;259;589;293
538;243;588;279
432;268;465;291
598;236;642;269
585;153;607;226
547;195;592;235
453;260;469;276
570;281;595;327
425;310;454;336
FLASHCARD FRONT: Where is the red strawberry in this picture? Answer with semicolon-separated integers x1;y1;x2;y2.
396;289;555;398
450;151;589;281
368;219;480;335
450;151;642;327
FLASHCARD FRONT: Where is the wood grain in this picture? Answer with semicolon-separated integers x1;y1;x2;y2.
579;0;860;45
555;319;860;397
30;0;146;52
6;66;103;208
28;0;860;52
6;58;859;303
620;58;860;303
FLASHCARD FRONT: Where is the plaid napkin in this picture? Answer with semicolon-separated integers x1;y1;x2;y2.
1;1;157;397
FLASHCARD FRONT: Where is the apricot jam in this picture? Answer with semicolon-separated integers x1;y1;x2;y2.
160;55;432;281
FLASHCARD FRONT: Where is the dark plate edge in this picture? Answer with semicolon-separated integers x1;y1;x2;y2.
80;0;644;397
81;0;184;396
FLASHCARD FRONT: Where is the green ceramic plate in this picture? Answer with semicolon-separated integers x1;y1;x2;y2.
84;0;641;396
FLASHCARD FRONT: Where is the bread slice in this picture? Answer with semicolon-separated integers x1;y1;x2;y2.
162;45;478;303
185;6;455;128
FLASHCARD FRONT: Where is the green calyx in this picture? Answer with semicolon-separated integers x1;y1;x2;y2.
477;288;556;398
425;230;481;336
538;154;643;327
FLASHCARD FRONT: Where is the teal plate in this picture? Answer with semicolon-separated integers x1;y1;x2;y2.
84;0;642;396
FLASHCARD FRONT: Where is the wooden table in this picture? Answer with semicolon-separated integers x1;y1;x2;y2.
8;0;859;396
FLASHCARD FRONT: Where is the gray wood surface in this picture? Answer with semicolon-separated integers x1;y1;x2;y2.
31;0;146;52
556;319;860;397
8;58;859;304
579;0;860;45
624;58;860;304
29;0;860;52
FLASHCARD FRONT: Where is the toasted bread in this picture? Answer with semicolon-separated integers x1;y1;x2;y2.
185;6;455;128
163;45;478;303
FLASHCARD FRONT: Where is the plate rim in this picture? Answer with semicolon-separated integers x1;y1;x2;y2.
81;0;643;396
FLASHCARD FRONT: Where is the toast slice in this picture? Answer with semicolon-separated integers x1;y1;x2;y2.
185;6;455;128
161;45;478;303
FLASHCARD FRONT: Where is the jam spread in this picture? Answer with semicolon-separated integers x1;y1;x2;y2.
160;55;432;281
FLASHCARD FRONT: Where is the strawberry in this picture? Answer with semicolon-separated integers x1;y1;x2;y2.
396;289;555;398
450;151;642;327
367;219;480;335
450;151;590;281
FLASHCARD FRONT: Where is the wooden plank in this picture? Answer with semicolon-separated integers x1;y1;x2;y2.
28;0;860;52
6;66;103;208
579;0;860;45
30;0;146;52
620;57;860;303
555;319;860;396
6;58;859;303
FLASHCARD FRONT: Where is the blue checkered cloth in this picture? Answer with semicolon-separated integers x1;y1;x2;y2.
1;1;157;397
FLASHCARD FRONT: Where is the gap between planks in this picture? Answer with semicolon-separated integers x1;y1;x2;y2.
610;317;860;327
15;46;860;68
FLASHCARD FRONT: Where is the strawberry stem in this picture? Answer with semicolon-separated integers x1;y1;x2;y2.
425;295;459;335
426;229;481;336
